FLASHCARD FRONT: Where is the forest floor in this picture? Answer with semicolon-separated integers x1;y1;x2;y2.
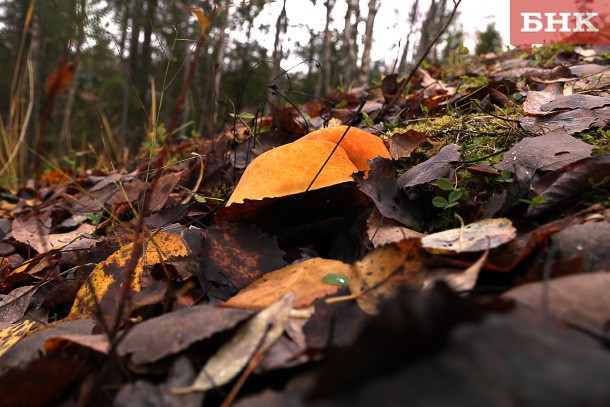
0;45;609;406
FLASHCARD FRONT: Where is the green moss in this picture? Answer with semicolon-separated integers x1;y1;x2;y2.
577;128;610;155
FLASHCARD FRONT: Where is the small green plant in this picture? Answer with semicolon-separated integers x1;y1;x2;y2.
519;196;548;205
496;169;515;183
432;178;466;210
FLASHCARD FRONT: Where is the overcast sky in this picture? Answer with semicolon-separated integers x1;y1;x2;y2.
249;0;511;68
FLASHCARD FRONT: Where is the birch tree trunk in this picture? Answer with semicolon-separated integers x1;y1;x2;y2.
59;0;86;156
315;0;335;97
270;0;287;105
358;0;380;86
341;0;359;88
398;0;419;73
119;0;142;151
210;2;230;136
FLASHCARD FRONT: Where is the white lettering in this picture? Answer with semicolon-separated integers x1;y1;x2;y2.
574;12;599;32
544;13;572;32
522;13;543;32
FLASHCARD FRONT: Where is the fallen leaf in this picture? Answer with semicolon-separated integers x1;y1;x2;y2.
174;293;296;394
520;106;610;135
355;157;421;227
503;272;610;339
0;319;95;369
69;232;190;321
366;208;423;248
527;154;610;217
200;222;287;299
118;304;253;365
0;286;38;330
398;144;460;188
422;218;516;254
0;320;36;357
387;129;428;159
350;239;424;315
494;128;593;173
222;258;353;309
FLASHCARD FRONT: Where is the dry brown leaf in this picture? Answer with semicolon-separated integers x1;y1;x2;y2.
350;239;424;315
174;293;296;394
69;232;190;320
222;258;353;309
0;320;37;357
422;218;516;254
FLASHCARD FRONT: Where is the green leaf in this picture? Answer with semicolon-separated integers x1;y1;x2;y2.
239;112;255;120
444;202;459;209
322;273;350;286
432;196;449;208
436;178;454;191
448;189;463;203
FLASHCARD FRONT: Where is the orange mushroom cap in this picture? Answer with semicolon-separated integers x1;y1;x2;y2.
300;125;391;172
226;139;358;206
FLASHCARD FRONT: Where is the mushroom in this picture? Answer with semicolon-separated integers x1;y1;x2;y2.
226;139;358;206
300;125;391;173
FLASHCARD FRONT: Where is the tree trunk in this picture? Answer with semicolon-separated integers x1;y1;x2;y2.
358;0;380;86
341;0;359;88
398;0;419;74
315;0;335;97
119;0;142;151
59;0;86;157
270;0;287;104
139;0;157;103
415;0;440;63
210;2;230;136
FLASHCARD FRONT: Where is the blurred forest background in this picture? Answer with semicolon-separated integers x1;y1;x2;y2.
0;0;502;186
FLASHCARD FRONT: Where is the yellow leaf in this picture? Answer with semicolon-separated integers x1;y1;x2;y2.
350;239;424;315
69;232;189;320
189;7;211;38
0;320;36;357
222;258;353;309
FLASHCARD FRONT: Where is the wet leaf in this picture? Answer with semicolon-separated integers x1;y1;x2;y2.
422;218;516;254
223;258;352;309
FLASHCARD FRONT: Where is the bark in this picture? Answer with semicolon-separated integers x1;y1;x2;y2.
341;0;359;87
210;2;230;136
139;0;157;101
358;0;380;86
415;0;440;63
59;0;86;156
270;0;287;104
315;0;335;97
398;0;419;74
119;0;142;151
